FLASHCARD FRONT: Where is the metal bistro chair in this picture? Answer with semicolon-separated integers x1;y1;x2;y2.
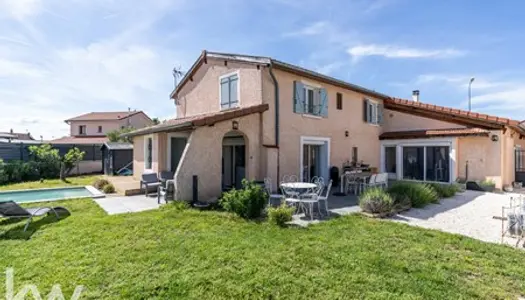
303;177;325;199
281;182;303;214
317;180;333;216
264;177;283;207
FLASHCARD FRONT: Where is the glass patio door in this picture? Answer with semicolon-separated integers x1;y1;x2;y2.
303;144;321;182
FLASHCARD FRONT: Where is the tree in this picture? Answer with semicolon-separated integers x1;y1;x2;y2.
152;117;160;125
106;127;135;143
28;144;85;181
60;147;85;180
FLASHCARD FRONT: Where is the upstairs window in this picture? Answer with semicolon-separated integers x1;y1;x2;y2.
336;93;343;110
78;125;86;135
363;99;383;125
98;126;102;133
293;81;328;117
220;73;239;110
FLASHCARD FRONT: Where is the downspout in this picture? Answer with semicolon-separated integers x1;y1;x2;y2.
268;62;280;181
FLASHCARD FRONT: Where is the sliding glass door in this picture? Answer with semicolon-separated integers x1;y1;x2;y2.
426;146;450;182
403;147;424;180
401;145;450;183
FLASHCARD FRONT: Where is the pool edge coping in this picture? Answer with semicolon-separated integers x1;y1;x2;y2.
0;185;106;203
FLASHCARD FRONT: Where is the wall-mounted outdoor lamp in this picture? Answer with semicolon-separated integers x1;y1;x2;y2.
232;120;239;130
345;130;349;137
491;134;499;142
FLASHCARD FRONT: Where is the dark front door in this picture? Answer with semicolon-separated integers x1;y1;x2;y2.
170;137;187;172
516;148;525;184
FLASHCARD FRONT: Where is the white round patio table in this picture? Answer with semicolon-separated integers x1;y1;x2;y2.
280;182;317;189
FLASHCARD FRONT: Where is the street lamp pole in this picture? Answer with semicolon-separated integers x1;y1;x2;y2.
468;77;475;112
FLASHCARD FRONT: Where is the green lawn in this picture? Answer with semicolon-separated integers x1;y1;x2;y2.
0;175;102;191
1;199;525;299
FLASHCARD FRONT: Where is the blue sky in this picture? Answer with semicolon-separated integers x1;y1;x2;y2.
1;0;524;139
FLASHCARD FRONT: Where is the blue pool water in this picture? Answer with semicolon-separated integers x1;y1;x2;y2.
0;187;96;203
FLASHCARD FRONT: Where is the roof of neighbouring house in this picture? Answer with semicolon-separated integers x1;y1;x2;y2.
101;142;133;150
0;132;34;140
379;128;491;140
384;98;525;135
170;50;389;101
124;104;269;137
0;138;42;144
48;136;108;145
65;111;152;123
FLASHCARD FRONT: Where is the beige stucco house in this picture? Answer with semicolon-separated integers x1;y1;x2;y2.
126;50;525;201
51;111;153;145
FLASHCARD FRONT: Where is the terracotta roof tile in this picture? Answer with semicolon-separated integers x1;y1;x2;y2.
379;128;490;140
65;111;149;122
125;104;269;137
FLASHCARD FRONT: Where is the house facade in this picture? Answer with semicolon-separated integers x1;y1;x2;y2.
126;51;525;201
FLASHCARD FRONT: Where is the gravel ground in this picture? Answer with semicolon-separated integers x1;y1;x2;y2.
392;190;523;247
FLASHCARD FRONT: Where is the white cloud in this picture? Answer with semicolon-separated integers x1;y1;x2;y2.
0;0;189;139
348;44;466;61
283;21;329;37
0;0;42;20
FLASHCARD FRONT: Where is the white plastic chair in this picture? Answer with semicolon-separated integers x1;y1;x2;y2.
264;177;283;206
361;174;378;191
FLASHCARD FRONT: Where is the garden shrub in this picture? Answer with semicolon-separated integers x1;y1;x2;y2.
0;159;7;185
102;183;116;194
28;144;61;178
93;178;110;190
429;183;458;198
220;179;267;219
387;182;439;208
268;203;295;227
359;188;394;214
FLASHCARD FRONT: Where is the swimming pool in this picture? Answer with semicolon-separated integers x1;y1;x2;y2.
0;186;105;203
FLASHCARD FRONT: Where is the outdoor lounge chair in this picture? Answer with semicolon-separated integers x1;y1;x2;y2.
0;201;67;232
141;173;161;196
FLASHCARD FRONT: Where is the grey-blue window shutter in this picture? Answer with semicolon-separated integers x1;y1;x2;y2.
378;103;384;124
320;88;328;117
293;81;305;113
363;99;369;123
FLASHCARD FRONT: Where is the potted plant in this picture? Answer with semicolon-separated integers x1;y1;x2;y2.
479;179;496;192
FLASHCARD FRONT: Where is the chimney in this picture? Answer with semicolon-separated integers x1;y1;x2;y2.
412;90;420;102
9;128;13;134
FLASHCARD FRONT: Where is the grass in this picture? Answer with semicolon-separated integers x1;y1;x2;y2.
0;175;102;191
1;200;525;299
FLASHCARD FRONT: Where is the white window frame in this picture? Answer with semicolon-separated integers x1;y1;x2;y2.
303;85;321;116
219;71;240;110
367;99;380;125
97;126;102;133
299;136;331;183
78;125;86;135
380;138;457;184
144;135;154;171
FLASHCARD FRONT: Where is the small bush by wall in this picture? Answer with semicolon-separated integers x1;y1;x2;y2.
93;178;110;190
268;203;295;227
429;183;459;198
387;182;438;208
102;183;116;194
220;180;267;219
359;188;394;214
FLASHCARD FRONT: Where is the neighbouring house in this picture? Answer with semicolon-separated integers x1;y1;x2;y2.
48;111;153;175
125;50;525;201
0;129;38;143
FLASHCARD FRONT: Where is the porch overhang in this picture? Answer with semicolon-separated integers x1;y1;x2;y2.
122;104;269;138
379;128;490;140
